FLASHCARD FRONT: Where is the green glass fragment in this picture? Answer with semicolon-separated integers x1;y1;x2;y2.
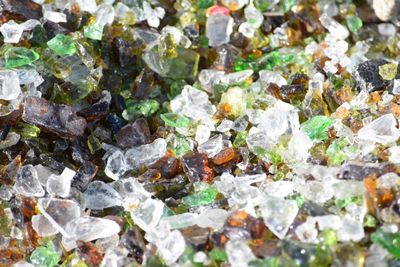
21;124;41;139
249;257;297;267
30;25;48;48
330;75;344;90
311;244;333;267
159;33;178;59
47;34;77;56
280;0;297;13
51;83;73;105
198;0;214;9
87;134;102;154
30;241;60;267
234;59;257;72
209;247;228;261
161;113;190;128
150;86;162;98
266;151;282;165
335;197;352;209
301;116;333;141
74;75;98;100
249;258;277;267
253;146;268;160
4;47;40;69
327;138;348;165
198;36;209;48
182;186;218;207
179;247;203;267
254;0;271;12
144;255;168;267
371;229;400;259
260;51;281;70
294;194;304;207
253;147;282;164
123;99;160;120
281;53;295;64
258;51;295;70
363;214;377;228
335;195;363;208
379;63;398;80
304;37;314;45
274;171;286;181
168;80;187;100
233;131;248;148
83;24;104;40
173;135;191;157
346;15;363;33
248;18;257;25
0;212;12;236
319;229;337;247
213;84;228;99
352;195;363;205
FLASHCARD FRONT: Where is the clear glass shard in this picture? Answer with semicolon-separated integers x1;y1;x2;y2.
130;198;164;233
0;70;21;101
206;14;234;47
226;240;255;267
62;217;121;251
84;180;123;210
157;230;186;265
357;114;400;145
125;138;167;170
31;215;59;237
46;168;76;198
14;165;45;197
38;198;81;237
104;150;126;180
0;20;23;43
259;196;299;239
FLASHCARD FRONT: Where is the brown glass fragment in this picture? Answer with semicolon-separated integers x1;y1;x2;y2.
182;153;214;183
338;162;396;181
181;225;210;250
224;211;266;240
25;221;40;248
0;155;21;185
121;228;146;264
150;153;180;179
71;161;98;191
0;109;21;128
22;97;87;139
77;241;104;267
250;240;281;258
213;147;238;165
0;247;25;265
0;0;42;21
20;197;37;221
77;99;110;121
115;118;152;148
132;69;155;100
